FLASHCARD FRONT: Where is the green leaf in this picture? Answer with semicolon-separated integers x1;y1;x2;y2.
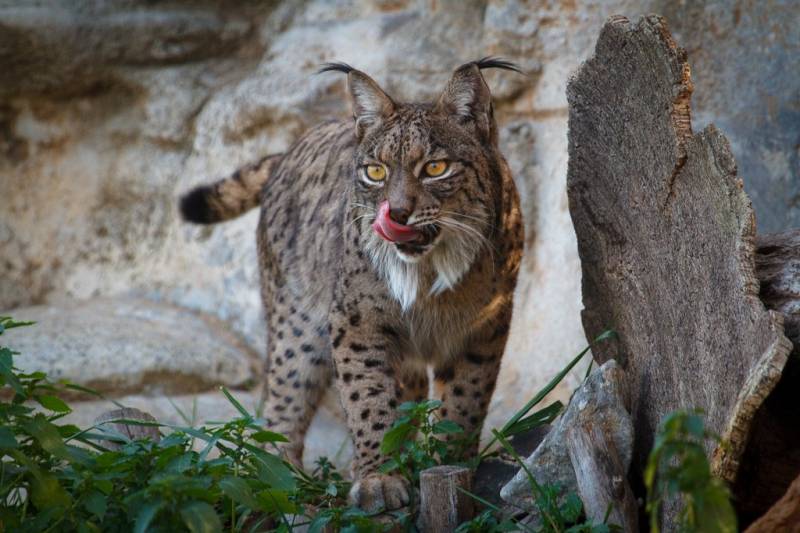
256;489;298;515
0;347;24;394
432;420;463;435
221;386;251;418
380;423;415;454
180;500;222;533
22;415;73;461
36;394;71;413
308;512;333;533
560;492;583;522
84;490;107;519
134;501;163;533
245;444;296;491
0;426;18;449
30;472;72;511
0;317;35;330
251;430;289;443
220;476;259;509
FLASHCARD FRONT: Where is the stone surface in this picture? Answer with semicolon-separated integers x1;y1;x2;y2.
566;15;793;497
1;0;796;460
500;361;633;518
3;297;261;395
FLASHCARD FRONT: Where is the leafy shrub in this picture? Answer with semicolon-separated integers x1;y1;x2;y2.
645;410;737;533
2;318;736;533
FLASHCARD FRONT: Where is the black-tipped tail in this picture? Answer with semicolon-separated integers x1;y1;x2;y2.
180;185;217;224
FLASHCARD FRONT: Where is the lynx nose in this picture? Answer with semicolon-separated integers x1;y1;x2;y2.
388;205;411;225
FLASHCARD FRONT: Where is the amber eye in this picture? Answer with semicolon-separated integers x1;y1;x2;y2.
365;164;387;182
424;160;448;177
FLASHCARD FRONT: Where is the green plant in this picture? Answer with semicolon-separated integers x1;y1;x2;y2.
0;317;389;532
0;317;622;532
645;410;737;533
379;399;467;481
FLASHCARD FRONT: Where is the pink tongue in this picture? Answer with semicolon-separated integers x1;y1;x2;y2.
372;201;421;243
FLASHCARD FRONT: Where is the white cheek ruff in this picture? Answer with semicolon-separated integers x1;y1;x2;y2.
366;235;420;312
429;228;476;296
365;224;480;309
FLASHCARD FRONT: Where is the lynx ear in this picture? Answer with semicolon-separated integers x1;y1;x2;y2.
438;63;491;121
319;63;395;138
437;58;521;141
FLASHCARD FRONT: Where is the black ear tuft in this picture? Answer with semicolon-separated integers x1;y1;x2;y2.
317;62;356;75
180;186;215;224
471;57;523;74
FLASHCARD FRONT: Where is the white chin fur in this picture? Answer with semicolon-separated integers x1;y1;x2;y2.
366;229;478;311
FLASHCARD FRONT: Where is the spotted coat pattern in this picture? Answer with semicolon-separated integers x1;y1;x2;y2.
180;59;524;512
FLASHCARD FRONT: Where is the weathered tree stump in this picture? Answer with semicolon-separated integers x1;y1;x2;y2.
734;229;800;525
566;14;794;528
93;407;161;450
417;465;473;532
743;472;800;533
566;421;638;532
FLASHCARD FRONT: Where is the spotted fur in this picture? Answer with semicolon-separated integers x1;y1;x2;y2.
180;59;524;512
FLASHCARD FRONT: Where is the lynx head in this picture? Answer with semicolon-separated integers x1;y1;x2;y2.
321;59;520;307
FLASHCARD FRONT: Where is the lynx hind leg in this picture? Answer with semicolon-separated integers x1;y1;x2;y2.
394;359;430;404
261;299;332;466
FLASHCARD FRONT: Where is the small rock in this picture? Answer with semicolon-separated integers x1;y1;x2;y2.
2;297;261;396
93;407;161;450
473;424;550;507
499;361;633;518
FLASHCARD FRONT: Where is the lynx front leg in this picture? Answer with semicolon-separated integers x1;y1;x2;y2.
260;308;333;467
330;308;410;512
434;320;509;457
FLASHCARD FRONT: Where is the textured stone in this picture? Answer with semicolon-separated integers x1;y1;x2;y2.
500;361;632;518
3;297;261;395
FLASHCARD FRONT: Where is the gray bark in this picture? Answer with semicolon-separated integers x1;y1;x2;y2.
566;420;638;532
566;14;794;528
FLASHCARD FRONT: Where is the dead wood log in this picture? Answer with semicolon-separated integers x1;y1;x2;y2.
734;229;800;525
566;14;793;528
417;465;473;532
743;472;800;533
93;407;161;450
566;421;638;532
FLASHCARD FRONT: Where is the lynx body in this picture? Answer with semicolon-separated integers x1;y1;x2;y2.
180;59;524;511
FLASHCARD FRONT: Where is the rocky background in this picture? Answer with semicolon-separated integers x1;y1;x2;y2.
1;0;797;470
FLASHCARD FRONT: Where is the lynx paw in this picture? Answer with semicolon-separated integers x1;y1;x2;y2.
348;473;410;513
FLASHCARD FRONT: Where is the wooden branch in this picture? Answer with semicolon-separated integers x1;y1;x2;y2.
566;421;638;532
93;407;161;450
417;465;473;532
744;473;800;533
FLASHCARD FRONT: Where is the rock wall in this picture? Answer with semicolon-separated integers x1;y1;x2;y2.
1;0;796;468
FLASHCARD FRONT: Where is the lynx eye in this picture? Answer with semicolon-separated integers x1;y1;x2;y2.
424;160;448;177
365;164;387;182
